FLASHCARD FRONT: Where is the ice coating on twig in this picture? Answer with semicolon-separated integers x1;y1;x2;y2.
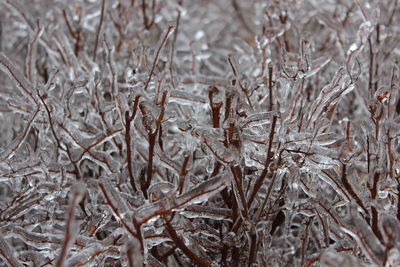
0;0;399;266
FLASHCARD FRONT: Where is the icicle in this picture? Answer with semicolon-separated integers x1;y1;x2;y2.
134;173;229;224
181;205;232;221
169;89;207;105
240;111;276;128
203;134;239;164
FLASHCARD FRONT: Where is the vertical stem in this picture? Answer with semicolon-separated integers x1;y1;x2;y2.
368;37;374;95
397;183;400;221
55;190;81;267
164;220;211;267
143;133;156;199
93;0;106;61
142;0;150;29
169;10;181;89
247;232;258;267
143;26;174;91
247;115;277;208
125;111;137;192
268;64;273;111
374;24;380;92
178;153;190;194
230;165;249;218
125;95;141;192
211;102;223;128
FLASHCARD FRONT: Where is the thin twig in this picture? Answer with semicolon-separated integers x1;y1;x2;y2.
164;220;211;267
93;0;106;61
98;182;139;238
169;10;181;89
247;115;277;208
143;26;174;91
55;189;82;267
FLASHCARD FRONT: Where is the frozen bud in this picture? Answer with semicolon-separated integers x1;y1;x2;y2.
139;101;158;133
148;181;175;202
142;114;157;134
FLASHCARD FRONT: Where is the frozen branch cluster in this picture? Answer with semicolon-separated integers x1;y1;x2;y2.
0;0;400;266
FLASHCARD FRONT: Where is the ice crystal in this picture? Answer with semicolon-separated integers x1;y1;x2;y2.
0;0;400;266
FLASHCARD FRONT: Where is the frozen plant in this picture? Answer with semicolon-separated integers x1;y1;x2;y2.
0;0;400;266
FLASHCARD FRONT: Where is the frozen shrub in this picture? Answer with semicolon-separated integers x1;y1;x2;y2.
0;0;399;266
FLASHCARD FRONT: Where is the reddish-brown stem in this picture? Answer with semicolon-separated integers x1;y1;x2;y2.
208;86;222;128
367;135;371;173
137;180;226;225
37;90;62;154
62;9;75;38
0;53;37;105
397;183;400;221
341;164;369;215
247;115;277;208
93;0;106;61
25;21;41;83
143;132;156;199
257;47;267;78
368;37;374;95
247;231;258;267
268;64;273;111
304;254;321;267
228;56;253;109
125;95;141;192
156;90;168;124
211;102;223;128
62;9;81;56
55;190;81;267
39;258;55;267
141;0;155;30
164;220;212;267
227;56;237;77
387;131;394;179
57;123;119;173
374;24;380;92
231;117;277;234
64;144;82;180
143;26;174;91
125;111;137;192
239;81;253;109
178;153;190;194
108;10;124;53
301;218;312;266
0;107;39;162
388;0;398;25
230;165;249;218
232;247;240;267
98;183;138;238
103;38;117;97
142;91;168;198
254;172;278;223
369;171;380;200
224;91;233;122
371;206;383;243
169;10;181;89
